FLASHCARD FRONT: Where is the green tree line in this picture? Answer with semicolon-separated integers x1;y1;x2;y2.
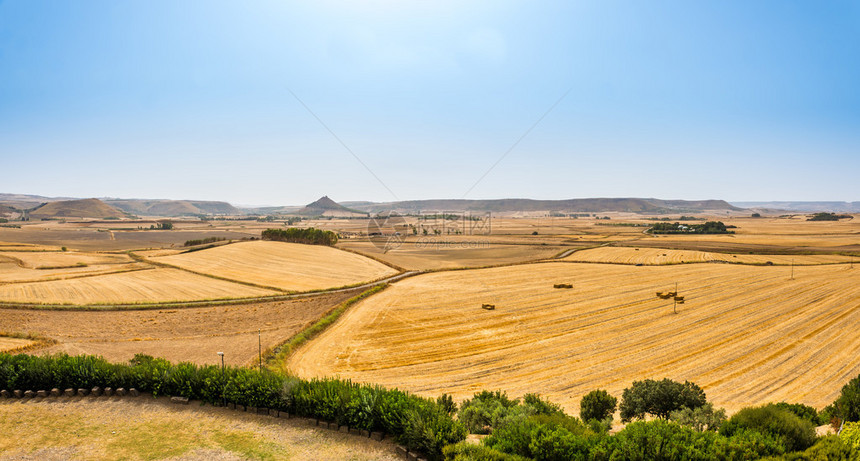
261;227;338;246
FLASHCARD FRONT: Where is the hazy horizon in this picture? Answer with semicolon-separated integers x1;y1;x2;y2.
2;1;858;205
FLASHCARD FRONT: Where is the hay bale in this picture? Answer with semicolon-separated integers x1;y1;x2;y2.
553;283;573;289
674;296;684;301
481;304;495;310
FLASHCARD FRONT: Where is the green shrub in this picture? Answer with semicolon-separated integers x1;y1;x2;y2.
720;404;817;452
830;374;860;423
841;421;860;451
438;393;457;415
580;389;617;423
619;378;707;422
522;393;563;416
0;353;464;459
607;420;711;460
670;402;727;432
783;435;857;461
442;442;531;461
484;417;542;458
528;425;593;461
459;391;521;434
772;402;825;426
529;413;591;436
709;428;786;459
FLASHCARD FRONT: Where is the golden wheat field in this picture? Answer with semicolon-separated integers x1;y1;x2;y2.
289;261;860;413
564;247;856;265
150;240;399;291
338;240;568;270
0;337;34;352
0;250;132;268
0;261;147;283
0;268;278;305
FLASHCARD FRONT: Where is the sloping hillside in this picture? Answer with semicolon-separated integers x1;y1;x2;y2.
350;198;741;214
106;199;240;216
295;196;367;217
29;199;125;219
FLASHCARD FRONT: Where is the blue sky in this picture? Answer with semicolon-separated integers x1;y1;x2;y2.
1;1;858;206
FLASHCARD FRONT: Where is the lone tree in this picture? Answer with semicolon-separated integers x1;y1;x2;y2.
619;378;707;422
580;389;618;422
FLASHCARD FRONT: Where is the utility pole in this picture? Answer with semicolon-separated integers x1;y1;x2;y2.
673;282;678;314
217;352;225;407
791;259;795;280
258;329;262;373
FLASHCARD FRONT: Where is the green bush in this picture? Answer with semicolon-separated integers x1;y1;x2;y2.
443;442;531;461
720;404;817;452
484;417;542;458
619;378;707;422
261;227;337;245
841;421;860;451
459;390;521;434
522;393;564;416
829;373;860;423
773;402;825;425
0;353;464;459
528;425;592;461
605;420;711;460
579;389;617;423
438;393;457;415
670;403;727;432
603;420;786;461
783;435;857;461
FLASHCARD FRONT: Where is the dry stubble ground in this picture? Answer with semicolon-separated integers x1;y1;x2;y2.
289;261;860;414
0;289;361;366
0;397;399;461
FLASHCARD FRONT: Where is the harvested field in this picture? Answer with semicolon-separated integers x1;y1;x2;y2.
564;247;856;265
0;250;132;268
338;240;569;270
0;337;35;352
151;240;399;291
0;397;398;460
289;262;860;413
0;268;278;305
0;261;147;283
1;289;360;365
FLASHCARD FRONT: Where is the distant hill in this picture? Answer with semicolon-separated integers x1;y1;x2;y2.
731;201;860;213
0;193;75;210
349;198;741;214
295;196;368;217
105;199;240;217
0;204;18;218
29;198;126;219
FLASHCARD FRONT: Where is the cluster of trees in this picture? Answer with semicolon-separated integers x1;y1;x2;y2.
261;227;338;246
649;221;734;234
808;212;853;221
149;221;173;230
183;237;226;247
444;377;860;460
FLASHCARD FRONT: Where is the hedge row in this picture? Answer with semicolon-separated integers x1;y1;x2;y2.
261;227;338;246
0;353;465;459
